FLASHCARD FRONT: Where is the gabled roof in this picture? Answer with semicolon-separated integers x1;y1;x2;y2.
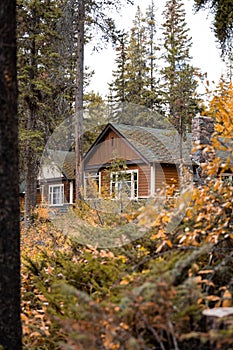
84;123;192;165
61;151;76;179
40;150;75;180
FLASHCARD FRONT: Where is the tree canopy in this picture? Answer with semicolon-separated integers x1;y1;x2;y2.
194;0;233;55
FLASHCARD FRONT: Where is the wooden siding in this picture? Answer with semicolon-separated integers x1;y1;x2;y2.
37;190;42;204
155;163;179;191
20;189;43;212
64;181;70;203
137;164;150;197
85;129;144;168
42;179;71;205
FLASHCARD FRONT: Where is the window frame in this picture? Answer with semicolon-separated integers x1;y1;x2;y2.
49;184;64;206
110;169;138;200
220;173;233;185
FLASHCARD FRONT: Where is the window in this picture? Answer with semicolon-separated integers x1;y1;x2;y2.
84;172;100;199
220;173;233;185
110;170;138;200
49;184;64;206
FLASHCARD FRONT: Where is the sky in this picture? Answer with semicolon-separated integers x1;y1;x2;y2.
85;0;226;97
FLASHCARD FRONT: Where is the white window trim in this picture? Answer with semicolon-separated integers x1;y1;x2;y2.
150;163;155;197
49;184;64;206
69;181;74;204
110;169;138;200
220;173;233;184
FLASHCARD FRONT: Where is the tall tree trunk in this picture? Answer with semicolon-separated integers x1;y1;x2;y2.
75;0;85;202
25;29;38;221
24;109;38;224
0;0;22;349
24;150;38;224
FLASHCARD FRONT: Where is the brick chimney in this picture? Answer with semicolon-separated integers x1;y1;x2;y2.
192;115;214;147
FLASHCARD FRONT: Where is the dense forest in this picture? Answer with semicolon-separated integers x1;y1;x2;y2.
0;0;233;349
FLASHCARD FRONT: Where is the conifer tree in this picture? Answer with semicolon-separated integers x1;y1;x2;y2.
109;5;163;126
17;0;68;221
60;0;133;200
124;6;148;107
111;33;128;105
144;0;162;113
107;33;128;123
83;91;108;151
17;0;132;211
194;0;233;56
160;0;201;137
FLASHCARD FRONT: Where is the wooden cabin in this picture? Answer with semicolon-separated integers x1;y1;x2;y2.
83;123;192;200
25;116;232;208
39;151;76;208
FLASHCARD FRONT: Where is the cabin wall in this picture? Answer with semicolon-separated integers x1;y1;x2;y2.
86;129;143;168
41;179;71;205
138;164;150;197
98;163;150;198
155;163;179;192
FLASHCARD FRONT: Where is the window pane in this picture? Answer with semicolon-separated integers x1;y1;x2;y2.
110;170;138;199
221;174;233;185
49;185;64;205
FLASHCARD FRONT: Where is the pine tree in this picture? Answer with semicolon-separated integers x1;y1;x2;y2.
107;32;128;123
194;0;233;56
61;0;134;200
109;6;148;115
83;91;108;152
112;33;128;105
160;0;201;136
107;8;148;124
109;6;163;126
144;0;162;113
17;0;68;221
124;6;149;107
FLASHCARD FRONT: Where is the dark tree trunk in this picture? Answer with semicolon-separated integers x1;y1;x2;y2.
24;108;38;224
24;28;39;223
0;1;22;349
24;151;38;224
75;0;85;202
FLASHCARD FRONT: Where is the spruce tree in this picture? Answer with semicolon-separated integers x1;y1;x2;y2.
17;0;68;221
124;6;148;107
194;0;233;55
109;5;163;126
160;0;201;136
107;32;128;123
83;91;108;151
144;0;162;113
60;0;134;200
